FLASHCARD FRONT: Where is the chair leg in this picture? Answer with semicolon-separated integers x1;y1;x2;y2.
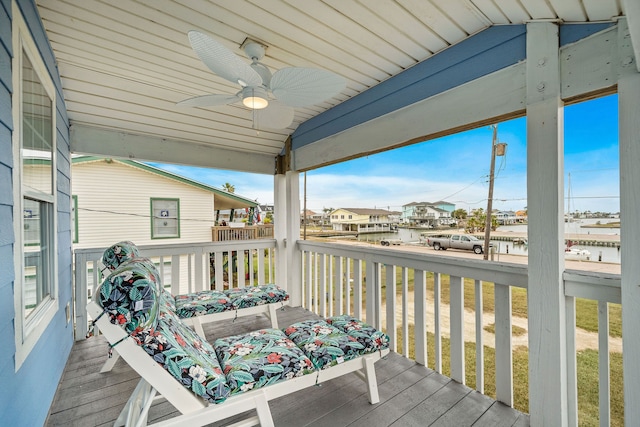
254;391;275;427
363;356;380;404
100;350;120;373
267;304;279;328
115;379;156;427
190;317;206;338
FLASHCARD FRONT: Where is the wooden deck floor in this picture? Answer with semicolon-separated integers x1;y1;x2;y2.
46;307;529;426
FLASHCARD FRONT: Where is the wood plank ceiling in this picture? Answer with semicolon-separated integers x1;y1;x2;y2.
36;0;624;168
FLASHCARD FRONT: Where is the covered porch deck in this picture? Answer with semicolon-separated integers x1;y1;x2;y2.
47;305;528;426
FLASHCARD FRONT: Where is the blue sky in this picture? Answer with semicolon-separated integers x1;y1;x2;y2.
149;94;620;214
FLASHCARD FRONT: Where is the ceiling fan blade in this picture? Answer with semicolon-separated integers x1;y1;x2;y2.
177;94;240;107
188;31;262;87
253;101;294;129
270;67;346;107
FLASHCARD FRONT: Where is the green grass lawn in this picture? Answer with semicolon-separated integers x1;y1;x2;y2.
344;262;623;425
395;324;623;426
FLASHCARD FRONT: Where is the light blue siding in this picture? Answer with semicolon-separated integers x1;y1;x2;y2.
292;23;614;150
0;1;73;426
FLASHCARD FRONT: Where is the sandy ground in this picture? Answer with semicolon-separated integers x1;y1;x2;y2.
382;292;622;353
310;234;622;352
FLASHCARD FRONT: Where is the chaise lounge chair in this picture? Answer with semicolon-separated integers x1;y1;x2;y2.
88;255;390;426
99;241;290;372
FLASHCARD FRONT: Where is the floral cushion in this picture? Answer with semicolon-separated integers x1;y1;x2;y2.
283;319;389;370
101;241;140;271
214;329;315;396
133;312;231;404
225;284;289;309
174;290;234;319
326;315;390;353
97;261;159;333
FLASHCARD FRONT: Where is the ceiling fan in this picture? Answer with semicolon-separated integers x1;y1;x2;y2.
178;31;346;129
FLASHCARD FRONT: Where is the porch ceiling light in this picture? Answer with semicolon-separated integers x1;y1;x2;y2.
241;86;269;109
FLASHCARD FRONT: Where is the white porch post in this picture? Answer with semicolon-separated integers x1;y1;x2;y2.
285;171;302;306
526;22;567;427
274;174;287;294
618;17;640;425
273;171;302;306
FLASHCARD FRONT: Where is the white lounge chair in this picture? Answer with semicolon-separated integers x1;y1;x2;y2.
88;257;390;426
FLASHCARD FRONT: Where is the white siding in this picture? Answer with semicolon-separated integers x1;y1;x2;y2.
72;160;215;249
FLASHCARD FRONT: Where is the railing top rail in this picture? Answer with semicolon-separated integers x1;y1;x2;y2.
74;239;277;259
297;239;529;288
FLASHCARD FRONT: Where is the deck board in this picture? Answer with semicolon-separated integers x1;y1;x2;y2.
46;306;530;426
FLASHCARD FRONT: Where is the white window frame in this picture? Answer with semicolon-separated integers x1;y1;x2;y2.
12;2;59;371
151;197;180;239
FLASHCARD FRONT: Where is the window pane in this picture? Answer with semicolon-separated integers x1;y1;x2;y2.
22;51;53;196
152;199;179;238
23;198;53;318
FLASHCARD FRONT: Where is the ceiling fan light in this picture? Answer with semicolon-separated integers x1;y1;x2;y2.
241;87;269;109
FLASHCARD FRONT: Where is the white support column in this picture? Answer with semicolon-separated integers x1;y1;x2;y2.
285;171;301;306
526;22;567;427
618;17;640;425
274;174;287;294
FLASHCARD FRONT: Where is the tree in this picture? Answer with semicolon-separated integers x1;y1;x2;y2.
452;209;467;220
222;182;235;193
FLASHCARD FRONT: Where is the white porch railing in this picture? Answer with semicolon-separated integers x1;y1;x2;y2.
297;240;622;425
73;239;277;340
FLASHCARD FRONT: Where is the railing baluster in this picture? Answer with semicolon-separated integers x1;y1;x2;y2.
75;252;89;340
214;251;224;291
414;269;427;366
598;301;610;426
304;251;312;310
328;255;334;317
345;258;351;317
475;279;484;394
195;248;205;292
449;275;465;384
237;249;246;288
257;248;265;286
434;272;442;373
402;267;409;358
335;256;344;316
386;265;397;352
313;252;318;315
494;282;513;406
187;253;194;292
319;253;327;318
353;259;362;320
566;295;578;427
171;254;181;295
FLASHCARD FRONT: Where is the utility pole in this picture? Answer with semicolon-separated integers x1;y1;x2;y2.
484;125;498;259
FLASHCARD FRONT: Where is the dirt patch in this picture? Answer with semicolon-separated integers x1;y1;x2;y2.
382;292;622;353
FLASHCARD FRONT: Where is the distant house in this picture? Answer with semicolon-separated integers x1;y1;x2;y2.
432;200;456;213
515;210;528;222
329;208;399;233
495;210;518;225
402;201;455;227
301;209;322;225
72;157;258;249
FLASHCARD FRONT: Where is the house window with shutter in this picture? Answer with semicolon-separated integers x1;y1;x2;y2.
151;198;180;239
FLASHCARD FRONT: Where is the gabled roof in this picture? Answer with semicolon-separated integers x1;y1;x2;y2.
73;156;257;209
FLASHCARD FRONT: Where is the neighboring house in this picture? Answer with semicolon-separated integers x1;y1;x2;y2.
432;200;456;214
402;201;455;227
301;209;322;225
495;210;518;225
515;210;528;222
72;157;258;248
72;157;259;292
329;208;398;233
